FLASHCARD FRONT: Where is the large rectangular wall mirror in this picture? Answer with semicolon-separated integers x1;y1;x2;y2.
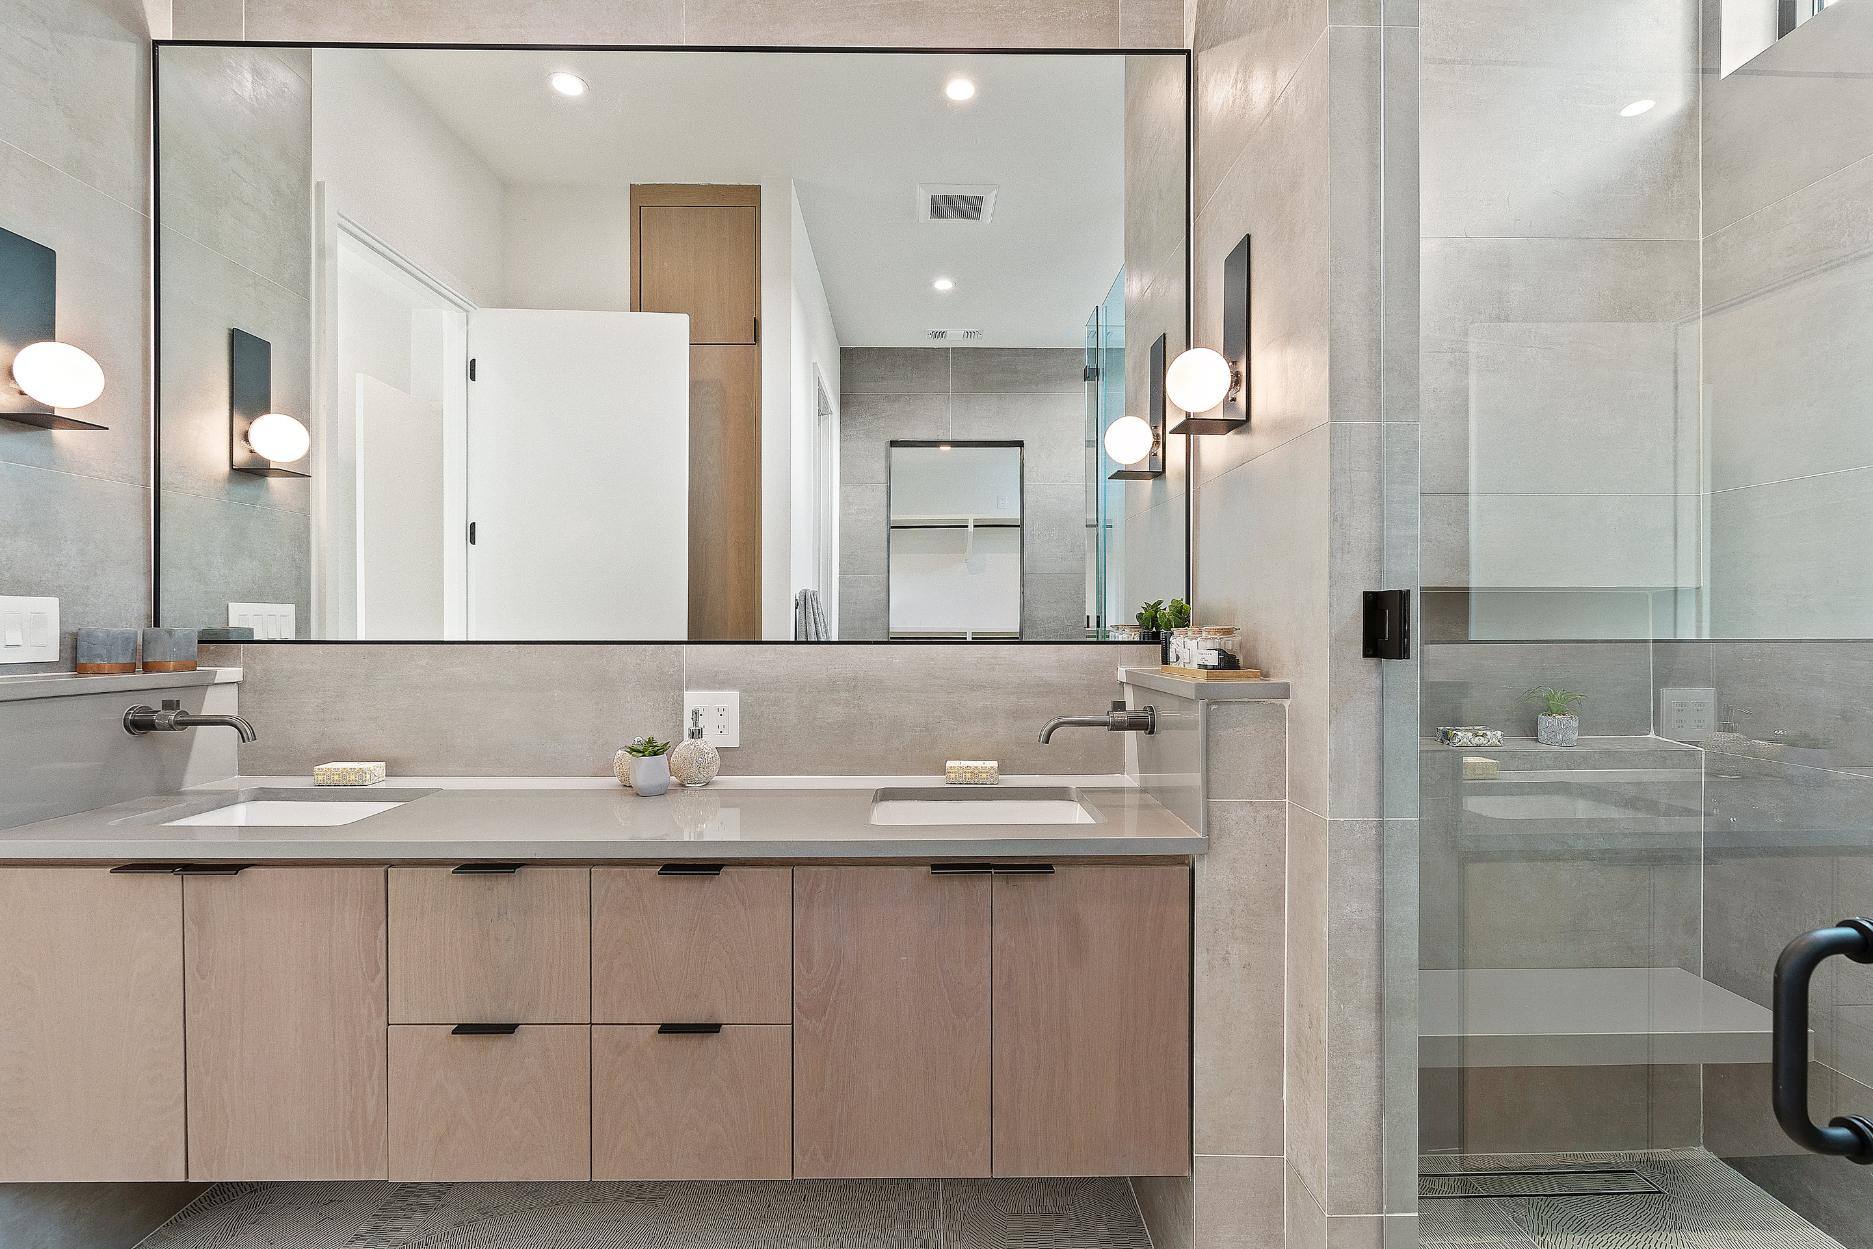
152;44;1192;641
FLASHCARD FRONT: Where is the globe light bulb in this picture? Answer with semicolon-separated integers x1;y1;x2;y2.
1164;347;1234;414
11;341;105;409
1103;415;1156;466
246;412;310;464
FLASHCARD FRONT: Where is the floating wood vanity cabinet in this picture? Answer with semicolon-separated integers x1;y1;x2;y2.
0;867;185;1181
183;867;388;1180
389;1024;591;1181
592;865;792;1023
389;864;590;1023
593;1025;793;1179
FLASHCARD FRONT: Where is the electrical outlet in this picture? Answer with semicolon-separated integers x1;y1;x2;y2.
1658;687;1717;740
683;690;741;748
0;595;59;664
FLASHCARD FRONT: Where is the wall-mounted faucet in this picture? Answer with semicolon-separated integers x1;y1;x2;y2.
1039;700;1156;743
123;699;257;743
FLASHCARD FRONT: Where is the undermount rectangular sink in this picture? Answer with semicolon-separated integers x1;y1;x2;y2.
869;786;1097;826
150;787;433;828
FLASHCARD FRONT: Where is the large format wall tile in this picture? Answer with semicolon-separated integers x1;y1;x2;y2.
0;463;149;671
839;346;951;395
156;488;310;636
243;0;681;42
683;0;1122;47
1708;468;1873;640
1191;0;1326;213
1421;640;1654;736
0;0;151;209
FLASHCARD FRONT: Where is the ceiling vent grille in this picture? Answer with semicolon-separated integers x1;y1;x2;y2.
927;328;984;343
917;183;999;225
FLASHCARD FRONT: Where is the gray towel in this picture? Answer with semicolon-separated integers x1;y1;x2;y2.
793;587;831;641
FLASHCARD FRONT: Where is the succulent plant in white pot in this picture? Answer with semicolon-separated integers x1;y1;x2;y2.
617;735;673;796
1525;687;1586;747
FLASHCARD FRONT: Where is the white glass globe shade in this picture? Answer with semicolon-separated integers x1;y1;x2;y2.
12;341;105;409
1164;347;1233;414
1103;415;1156;466
247;412;310;464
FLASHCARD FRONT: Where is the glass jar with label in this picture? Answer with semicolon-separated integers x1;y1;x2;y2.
1194;626;1242;670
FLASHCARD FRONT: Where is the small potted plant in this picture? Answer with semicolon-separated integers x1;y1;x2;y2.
1525;687;1585;747
1162;597;1192;664
1135;600;1165;643
618;735;673;796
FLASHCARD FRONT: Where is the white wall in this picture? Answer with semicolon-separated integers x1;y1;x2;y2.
311;51;507;306
789;185;842;635
502;185;635;311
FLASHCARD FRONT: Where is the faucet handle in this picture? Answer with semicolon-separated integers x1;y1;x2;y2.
161;699;181;711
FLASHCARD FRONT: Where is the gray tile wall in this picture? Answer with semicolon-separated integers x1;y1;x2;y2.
838;347;1093;640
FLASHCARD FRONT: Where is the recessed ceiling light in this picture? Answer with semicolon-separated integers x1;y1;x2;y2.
945;77;976;103
933;277;955;293
1620;98;1656;117
549;72;588;98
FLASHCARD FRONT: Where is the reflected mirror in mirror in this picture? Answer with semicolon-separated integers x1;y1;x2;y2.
153;45;1191;642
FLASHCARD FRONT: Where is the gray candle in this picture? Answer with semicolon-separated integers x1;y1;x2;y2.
75;628;138;674
141;628;199;673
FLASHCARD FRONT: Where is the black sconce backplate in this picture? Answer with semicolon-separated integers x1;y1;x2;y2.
1110;331;1168;481
229;327;308;477
0;226;106;431
1168;232;1251;436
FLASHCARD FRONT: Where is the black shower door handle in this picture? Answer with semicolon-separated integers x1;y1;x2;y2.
1774;919;1873;1163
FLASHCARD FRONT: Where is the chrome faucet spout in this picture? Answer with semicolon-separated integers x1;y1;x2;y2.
1039;700;1156;743
124;699;258;743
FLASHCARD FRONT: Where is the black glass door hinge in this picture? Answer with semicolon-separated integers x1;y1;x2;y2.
1362;590;1411;660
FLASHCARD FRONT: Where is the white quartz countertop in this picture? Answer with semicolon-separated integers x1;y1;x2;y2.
0;775;1203;862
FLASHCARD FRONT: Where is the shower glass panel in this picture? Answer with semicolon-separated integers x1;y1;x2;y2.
1410;0;1873;1246
1086;270;1127;635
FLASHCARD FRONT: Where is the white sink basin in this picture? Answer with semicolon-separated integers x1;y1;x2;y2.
165;799;405;827
869;786;1096;826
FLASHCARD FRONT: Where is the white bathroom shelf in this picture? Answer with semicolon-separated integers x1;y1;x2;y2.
1419;966;1779;1069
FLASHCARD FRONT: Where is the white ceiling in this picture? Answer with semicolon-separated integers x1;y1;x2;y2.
369;49;1152;347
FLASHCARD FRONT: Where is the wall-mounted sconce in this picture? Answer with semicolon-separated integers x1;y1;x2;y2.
1166;233;1250;435
229;328;310;477
1107;332;1167;480
1;226;107;430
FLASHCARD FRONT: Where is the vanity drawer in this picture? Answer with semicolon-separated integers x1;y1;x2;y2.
388;1024;590;1181
593;1024;791;1179
592;866;790;1023
388;866;589;1024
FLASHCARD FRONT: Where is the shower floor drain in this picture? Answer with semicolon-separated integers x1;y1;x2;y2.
1420;1167;1664;1200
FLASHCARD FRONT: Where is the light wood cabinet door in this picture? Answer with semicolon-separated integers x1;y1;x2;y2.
389;1025;590;1181
593;1025;790;1180
991;865;1191;1177
389;866;589;1024
636;203;759;344
593;866;790;1024
184;867;388;1180
793;866;991;1178
0;867;185;1180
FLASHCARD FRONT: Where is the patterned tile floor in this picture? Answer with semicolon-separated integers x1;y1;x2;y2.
135;1177;1152;1249
1420;1150;1846;1249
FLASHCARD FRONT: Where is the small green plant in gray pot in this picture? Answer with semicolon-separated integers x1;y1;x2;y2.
1525;687;1586;747
620;735;673;796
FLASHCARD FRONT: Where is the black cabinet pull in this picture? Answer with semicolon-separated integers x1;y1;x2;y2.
658;863;725;876
451;1023;520;1035
994;864;1056;875
110;862;190;874
174;863;252;875
930;863;997;875
452;862;525;874
657;1022;724;1035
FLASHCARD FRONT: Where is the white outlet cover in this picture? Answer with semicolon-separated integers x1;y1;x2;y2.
228;602;296;640
683;689;741;748
1658;687;1717;740
0;596;60;664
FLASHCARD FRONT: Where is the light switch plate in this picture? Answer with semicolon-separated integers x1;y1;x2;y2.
1658;687;1717;740
228;602;296;640
0;595;59;664
683;689;741;748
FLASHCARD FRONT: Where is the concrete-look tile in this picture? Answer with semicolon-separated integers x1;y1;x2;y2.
243;0;682;41
1195;426;1331;815
1192;0;1327;213
1118;491;1191;612
1704;149;1873;309
1326;817;1384;1215
1648;1063;1701;1147
681;643;1155;776
0;140;148;488
157;228;313;516
1421;643;1654;740
1125;53;1191;312
0;462;148;672
1194;800;1286;1155
1184;1155;1285;1249
835;574;886;640
1131;688;1201;830
1378;25;1419;427
839;484;886;578
1287;1159;1328;1249
1706;1062;1834;1160
1131;1174;1192;1249
1206;700;1286;800
157;44;312;298
1119;0;1183;45
1378;817;1418;1212
1330;0;1380;24
682;0;1122;47
949;348;1085;395
1194;35;1330;487
1458;858;1676;970
1701;0;1873;233
1288;804;1330;1203
1704;253;1873;493
1022;571;1089;641
1460;1064;1650;1153
171;0;244;38
156;488;310;636
1328;27;1382;426
234;643;684;776
0;1181;206;1249
839;393;949;488
839;347;950;395
1703;847;1836;1007
950;392;1087;486
1327;1213;1418;1249
0;0;151;209
1328;423;1384;818
1662;641;1873;773
1709;469;1873;640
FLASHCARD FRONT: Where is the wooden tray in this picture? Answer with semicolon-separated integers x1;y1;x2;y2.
1158;665;1267;681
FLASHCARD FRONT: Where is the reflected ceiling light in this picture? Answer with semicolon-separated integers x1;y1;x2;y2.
11;340;105;410
945;77;977;102
1164;346;1235;415
245;412;310;465
549;71;588;97
932;276;955;292
1620;98;1656;117
1103;415;1157;467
